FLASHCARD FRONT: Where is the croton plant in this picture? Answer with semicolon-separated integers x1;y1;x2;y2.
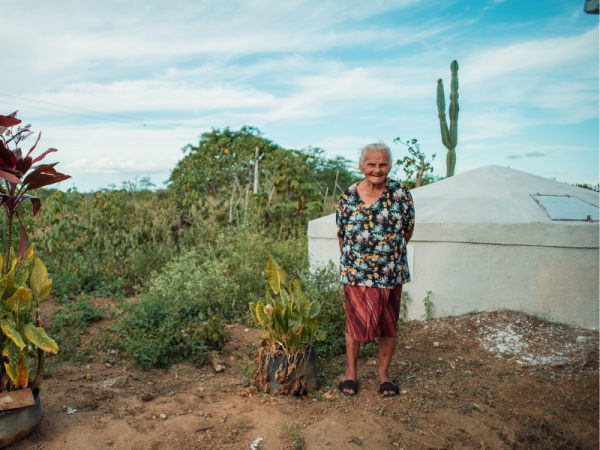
0;112;70;392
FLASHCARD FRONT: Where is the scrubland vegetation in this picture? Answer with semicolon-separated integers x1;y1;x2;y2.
7;126;366;372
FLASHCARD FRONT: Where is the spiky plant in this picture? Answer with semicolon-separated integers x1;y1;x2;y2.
437;60;459;177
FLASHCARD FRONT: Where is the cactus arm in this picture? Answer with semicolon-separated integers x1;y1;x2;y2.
448;60;459;148
446;149;455;178
437;79;451;149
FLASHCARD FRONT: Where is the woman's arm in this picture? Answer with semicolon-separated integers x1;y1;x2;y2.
404;228;413;244
339;237;344;252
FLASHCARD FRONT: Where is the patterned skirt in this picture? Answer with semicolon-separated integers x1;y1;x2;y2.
343;284;402;343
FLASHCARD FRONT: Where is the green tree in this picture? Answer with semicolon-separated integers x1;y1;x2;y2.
393;138;436;188
169;126;279;217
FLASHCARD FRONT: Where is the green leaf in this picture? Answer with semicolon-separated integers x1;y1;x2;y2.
15;244;35;287
30;257;52;302
0;260;17;301
248;302;259;327
273;303;286;334
1;317;25;350
316;330;327;341
288;311;303;333
280;287;291;307
265;290;274;306
3;340;19;383
266;255;286;295
0;302;13;320
254;302;270;329
40;383;49;397
287;332;298;354
23;322;58;354
294;285;311;317
306;316;319;334
6;287;32;313
308;301;321;319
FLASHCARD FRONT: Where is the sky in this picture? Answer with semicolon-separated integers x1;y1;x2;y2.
1;0;598;191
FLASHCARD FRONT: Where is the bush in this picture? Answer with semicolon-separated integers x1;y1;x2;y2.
106;226;309;369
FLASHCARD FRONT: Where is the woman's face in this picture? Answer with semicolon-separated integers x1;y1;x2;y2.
359;149;390;185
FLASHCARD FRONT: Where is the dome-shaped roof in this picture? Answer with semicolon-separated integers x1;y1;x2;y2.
413;165;598;225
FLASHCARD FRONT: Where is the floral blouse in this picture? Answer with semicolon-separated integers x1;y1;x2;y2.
336;178;415;289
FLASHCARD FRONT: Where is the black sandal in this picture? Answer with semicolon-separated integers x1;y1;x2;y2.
338;379;358;397
379;381;399;397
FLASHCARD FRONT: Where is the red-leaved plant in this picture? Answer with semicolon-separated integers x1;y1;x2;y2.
0;112;70;274
0;112;70;393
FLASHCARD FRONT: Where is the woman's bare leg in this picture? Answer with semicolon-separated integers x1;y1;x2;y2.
342;333;361;394
378;336;396;395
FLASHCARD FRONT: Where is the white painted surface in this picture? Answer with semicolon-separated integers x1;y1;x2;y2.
307;166;599;329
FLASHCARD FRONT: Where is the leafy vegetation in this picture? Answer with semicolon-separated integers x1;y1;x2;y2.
249;256;326;355
0;120;434;373
0;111;70;392
394;138;436;188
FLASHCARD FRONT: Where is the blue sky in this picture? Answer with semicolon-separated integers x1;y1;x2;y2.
1;0;598;191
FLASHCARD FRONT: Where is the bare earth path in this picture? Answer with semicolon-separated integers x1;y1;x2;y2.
9;299;599;450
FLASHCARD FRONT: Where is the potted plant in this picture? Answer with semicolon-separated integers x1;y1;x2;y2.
0;112;69;447
249;256;326;395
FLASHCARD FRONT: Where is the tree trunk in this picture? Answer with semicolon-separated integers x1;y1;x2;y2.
228;181;237;224
416;156;425;187
253;147;260;195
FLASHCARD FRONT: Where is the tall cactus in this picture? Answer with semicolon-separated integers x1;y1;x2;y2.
437;60;459;177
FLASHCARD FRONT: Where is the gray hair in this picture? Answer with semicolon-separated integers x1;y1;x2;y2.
359;142;392;167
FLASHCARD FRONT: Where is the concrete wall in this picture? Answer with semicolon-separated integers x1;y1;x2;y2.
403;242;599;330
308;214;599;330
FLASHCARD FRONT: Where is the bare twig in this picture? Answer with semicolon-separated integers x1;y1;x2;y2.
430;428;451;448
410;438;447;449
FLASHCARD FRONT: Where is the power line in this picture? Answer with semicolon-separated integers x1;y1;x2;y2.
0;95;175;129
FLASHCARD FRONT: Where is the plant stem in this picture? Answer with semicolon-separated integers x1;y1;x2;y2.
4;214;12;275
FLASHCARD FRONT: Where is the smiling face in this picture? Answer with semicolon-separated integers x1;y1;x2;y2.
359;149;390;186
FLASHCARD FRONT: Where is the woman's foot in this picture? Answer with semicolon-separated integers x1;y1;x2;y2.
377;374;397;396
338;379;358;396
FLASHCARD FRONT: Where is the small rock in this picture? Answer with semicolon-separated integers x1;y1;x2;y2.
198;411;204;417
141;393;153;402
393;443;400;448
400;390;408;395
433;342;440;348
105;363;112;368
110;349;119;355
404;346;412;350
550;361;563;368
399;418;408;423
473;403;485;412
159;414;167;420
576;336;588;344
244;328;249;332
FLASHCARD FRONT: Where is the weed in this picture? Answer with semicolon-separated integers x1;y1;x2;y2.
421;290;433;320
46;294;106;372
281;423;306;450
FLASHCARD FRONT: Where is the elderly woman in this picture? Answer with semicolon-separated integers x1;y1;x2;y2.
336;143;415;397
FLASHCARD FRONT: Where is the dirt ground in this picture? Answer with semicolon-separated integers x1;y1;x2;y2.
9;298;599;450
